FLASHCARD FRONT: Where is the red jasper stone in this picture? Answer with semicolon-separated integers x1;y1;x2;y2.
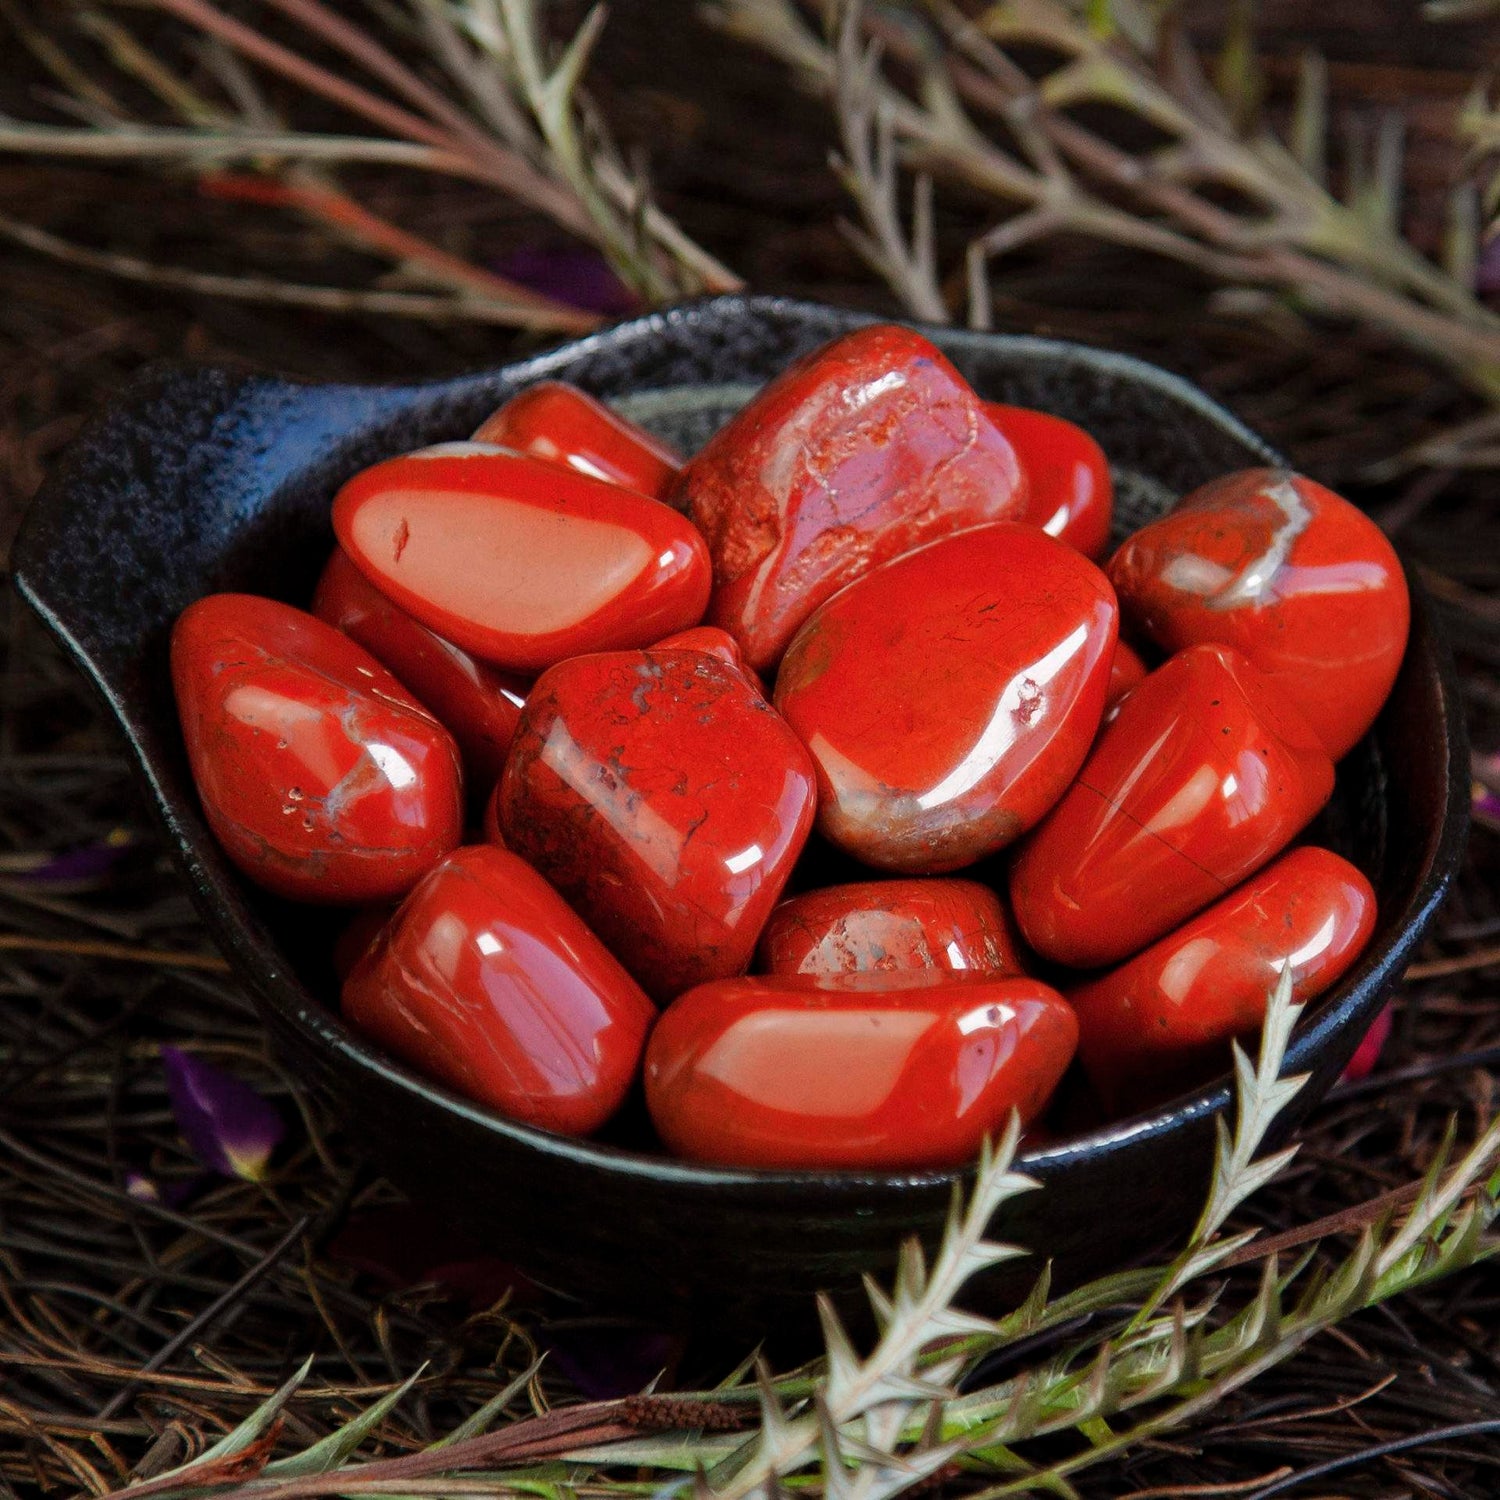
644;972;1077;1169
1105;639;1148;715
172;594;463;903
757;879;1024;979
774;523;1118;873
343;846;655;1136
1010;644;1335;968
332;444;711;673
1107;468;1409;760
676;324;1028;671
649;625;754;680
312;546;527;786
1068;846;1376;1114
333;906;394;981
472;381;681;500
984;403;1112;560
480;781;506;847
498;645;818;1002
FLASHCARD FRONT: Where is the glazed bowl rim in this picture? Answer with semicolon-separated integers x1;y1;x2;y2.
11;291;1471;1193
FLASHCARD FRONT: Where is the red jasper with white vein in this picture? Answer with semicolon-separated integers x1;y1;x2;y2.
172;593;463;903
1107;467;1409;759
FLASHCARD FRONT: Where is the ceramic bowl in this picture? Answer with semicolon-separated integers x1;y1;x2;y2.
12;295;1468;1334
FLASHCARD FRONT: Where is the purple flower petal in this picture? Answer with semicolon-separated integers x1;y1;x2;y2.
0;829;140;890
326;1205;534;1310
540;1321;681;1399
491;245;638;317
1340;1004;1393;1083
1472;782;1500;833
125;1170;161;1202
160;1046;284;1181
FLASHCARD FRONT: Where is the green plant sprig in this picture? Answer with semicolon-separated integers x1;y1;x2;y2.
708;0;1500;427
90;969;1500;1500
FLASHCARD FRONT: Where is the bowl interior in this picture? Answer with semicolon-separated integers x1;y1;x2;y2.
11;295;1467;1329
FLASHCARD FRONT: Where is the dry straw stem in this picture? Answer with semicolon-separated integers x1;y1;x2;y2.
710;0;1500;419
0;0;740;327
77;970;1500;1500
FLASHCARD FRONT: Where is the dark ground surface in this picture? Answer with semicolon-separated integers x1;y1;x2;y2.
1;2;1499;1496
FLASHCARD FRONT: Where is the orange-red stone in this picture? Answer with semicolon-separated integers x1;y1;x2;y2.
677;324;1028;671
498;644;817;1002
1069;846;1376;1114
1010;644;1335;968
1107;468;1409;759
472;380;681;499
985;402;1112;559
644;971;1077;1169
774;523;1118;872
171;594;463;903
343;845;656;1136
332;444;710;673
757;879;1025;978
312;546;526;787
1104;639;1148;715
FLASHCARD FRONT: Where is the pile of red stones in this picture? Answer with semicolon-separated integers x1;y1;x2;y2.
171;325;1409;1171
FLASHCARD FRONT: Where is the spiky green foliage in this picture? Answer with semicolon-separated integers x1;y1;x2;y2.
89;970;1500;1500
710;0;1500;437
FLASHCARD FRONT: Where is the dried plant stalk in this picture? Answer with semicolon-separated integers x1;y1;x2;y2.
710;0;1500;461
0;0;742;328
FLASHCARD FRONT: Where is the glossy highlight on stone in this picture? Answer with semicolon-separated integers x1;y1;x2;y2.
499;645;818;1002
332;444;711;673
1107;467;1410;759
343;845;656;1136
985;403;1112;560
1010;643;1335;968
1105;639;1148;715
775;523;1118;873
313;546;527;787
757;879;1024;978
1070;846;1376;1114
472;380;682;499
677;324;1028;671
171;593;464;903
644;971;1077;1169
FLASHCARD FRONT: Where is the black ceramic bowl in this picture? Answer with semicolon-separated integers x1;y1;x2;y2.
13;296;1468;1334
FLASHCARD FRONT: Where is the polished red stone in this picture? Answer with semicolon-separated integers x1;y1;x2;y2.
676;324;1028;671
1068;846;1376;1114
774;523;1117;872
757;879;1025;979
984;403;1112;560
649;625;754;680
498;644;818;1001
472;380;681;500
1010;643;1335;968
644;971;1077;1169
480;781;506;847
172;593;464;903
344;846;655;1135
1107;468;1409;760
332;445;711;673
312;546;527;786
333;906;393;981
1104;639;1148;715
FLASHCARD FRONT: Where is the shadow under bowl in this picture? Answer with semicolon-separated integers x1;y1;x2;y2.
12;295;1469;1336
